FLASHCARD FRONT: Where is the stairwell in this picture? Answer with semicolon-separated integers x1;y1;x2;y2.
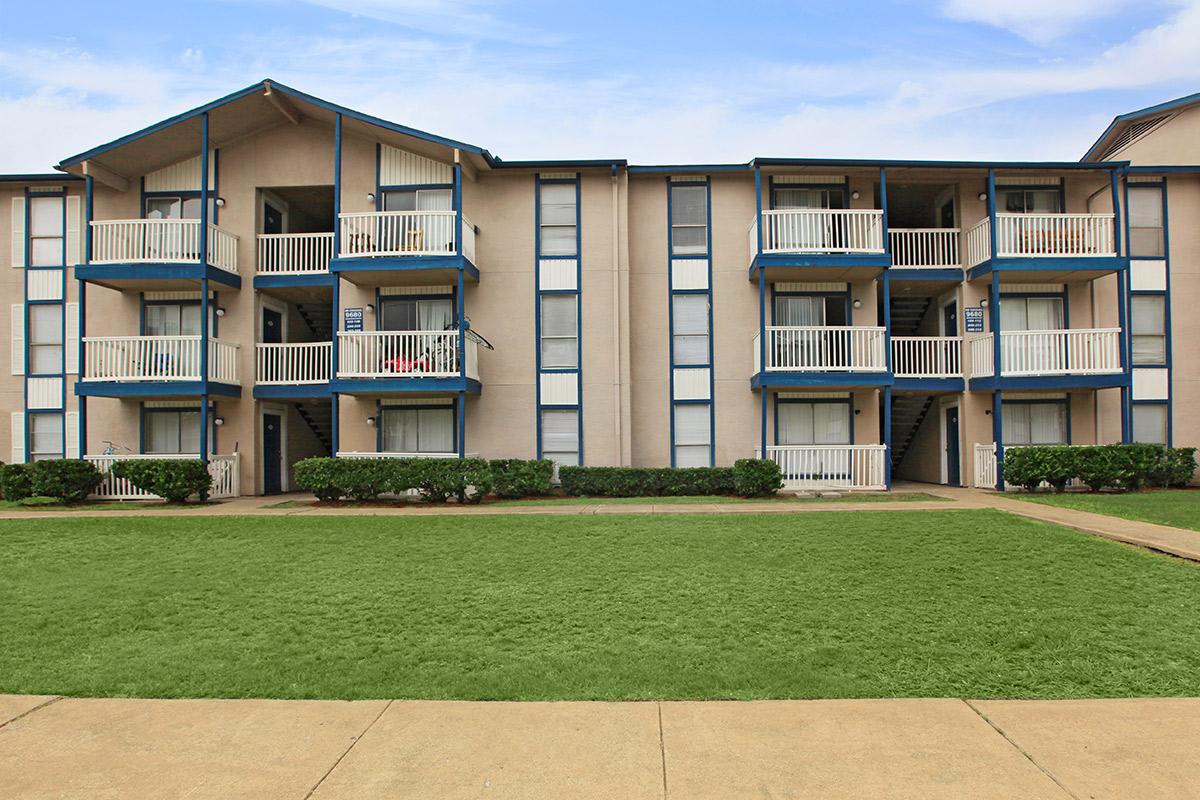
890;393;935;473
295;303;333;340
294;402;334;455
889;295;934;337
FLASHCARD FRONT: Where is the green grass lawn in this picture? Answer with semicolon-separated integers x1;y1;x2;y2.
262;492;947;509
0;499;207;512
1010;489;1200;532
1;510;1198;701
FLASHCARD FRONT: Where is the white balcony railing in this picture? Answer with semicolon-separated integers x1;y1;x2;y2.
760;445;888;491
968;329;1121;378
753;326;887;373
256;232;334;274
256;342;331;384
86;453;240;499
888;228;961;269
966;213;1116;267
82;336;240;384
90;220;239;274
337;330;479;380
338;211;476;260
891;336;962;378
752;209;885;256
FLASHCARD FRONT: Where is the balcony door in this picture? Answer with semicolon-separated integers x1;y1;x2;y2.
382;189;453;253
144;303;203;336
773;295;848;370
772;187;844;251
776;400;852;481
1000;296;1063;373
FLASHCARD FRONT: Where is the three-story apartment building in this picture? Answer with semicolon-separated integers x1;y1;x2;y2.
1;80;1196;496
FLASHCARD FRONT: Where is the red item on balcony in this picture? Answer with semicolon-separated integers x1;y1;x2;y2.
385;356;430;374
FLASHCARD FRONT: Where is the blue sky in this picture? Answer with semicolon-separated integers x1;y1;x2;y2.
2;1;1199;170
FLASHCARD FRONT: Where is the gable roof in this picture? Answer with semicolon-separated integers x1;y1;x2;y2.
1082;91;1200;162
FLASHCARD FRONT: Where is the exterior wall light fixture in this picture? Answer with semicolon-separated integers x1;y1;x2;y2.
367;192;376;205
852;299;862;309
366;416;377;427
215;197;226;208
977;192;987;202
850;190;860;200
213;417;225;427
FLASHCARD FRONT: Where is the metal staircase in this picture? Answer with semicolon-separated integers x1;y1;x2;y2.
295;303;333;340
889;295;934;337
294;402;333;455
890;393;935;472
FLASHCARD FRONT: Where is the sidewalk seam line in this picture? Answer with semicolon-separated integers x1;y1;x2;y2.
302;699;393;800
657;701;668;799
0;695;63;730
962;699;1081;800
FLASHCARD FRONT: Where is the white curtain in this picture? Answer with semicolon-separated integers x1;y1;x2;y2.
418;299;453;331
381;408;453;454
777;402;850;446
775;296;824;327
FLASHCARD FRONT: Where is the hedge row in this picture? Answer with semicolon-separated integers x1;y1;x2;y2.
1003;444;1197;493
558;459;782;498
110;459;212;503
293;457;555;503
0;460;102;503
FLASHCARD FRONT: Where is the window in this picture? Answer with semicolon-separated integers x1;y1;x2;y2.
28;304;63;374
539;183;577;256
999;296;1063;331
1130;295;1166;365
145;409;202;454
1003;402;1066;446
28;413;63;461
540;295;578;368
776;401;851;445
382;189;452;212
670;185;708;256
1132;405;1168;445
380;406;454;454
674;404;711;467
380;298;453;332
28;196;64;267
774;295;847;327
672;295;709;365
774;187;843;210
1127;186;1164;257
145;196;202;220
144;303;203;337
1001;189;1060;213
541;408;579;467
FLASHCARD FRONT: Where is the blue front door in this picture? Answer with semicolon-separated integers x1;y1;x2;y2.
945;406;960;486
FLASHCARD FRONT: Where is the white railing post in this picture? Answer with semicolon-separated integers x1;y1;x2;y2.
888;228;962;269
256;232;335;274
255;342;333;384
758;209;885;254
762;326;887;372
891;336;962;378
336;330;465;379
338;211;459;258
87;453;240;499
763;444;887;491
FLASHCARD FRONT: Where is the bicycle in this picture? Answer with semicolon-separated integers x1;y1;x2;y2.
101;441;132;457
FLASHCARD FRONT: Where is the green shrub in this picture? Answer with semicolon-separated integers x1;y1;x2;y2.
334;458;392;502
1001;444;1199;493
660;467;736;496
28;459;103;503
1149;447;1198;488
407;458;492;503
733;459;783;497
1002;446;1078;493
1073;445;1121;492
293;457;342;502
558;464;766;498
110;459;212;503
489;459;555;498
0;463;33;501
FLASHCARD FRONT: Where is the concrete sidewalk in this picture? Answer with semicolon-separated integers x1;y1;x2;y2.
1;695;1197;799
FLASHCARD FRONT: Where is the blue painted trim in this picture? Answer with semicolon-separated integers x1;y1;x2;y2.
254;273;337;290
329;255;480;282
969;373;1129;391
750;253;891;275
253;384;332;399
328;377;481;395
888;268;965;283
198;113;210;467
76;381;241;398
892;378;964;392
966;256;1127;281
74;263;242;289
1083;91;1200;161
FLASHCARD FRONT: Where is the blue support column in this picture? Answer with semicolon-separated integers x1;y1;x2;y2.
456;266;465;382
1120;171;1134;442
198;112;210;467
457;391;466;459
78;174;93;458
758;267;767;458
331;278;341;456
330;112;342;457
992;390;1004;491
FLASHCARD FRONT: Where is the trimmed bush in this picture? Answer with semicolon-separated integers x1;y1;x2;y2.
28;460;103;503
294;457;343;502
489;459;555;498
1002;444;1199;493
0;463;33;501
559;464;757;498
733;458;783;497
293;457;496;503
334;458;392;502
110;459;212;503
409;458;493;503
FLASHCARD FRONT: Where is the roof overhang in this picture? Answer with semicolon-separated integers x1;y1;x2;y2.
1082;91;1200;162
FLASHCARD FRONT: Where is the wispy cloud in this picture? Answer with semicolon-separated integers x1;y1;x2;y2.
940;0;1159;43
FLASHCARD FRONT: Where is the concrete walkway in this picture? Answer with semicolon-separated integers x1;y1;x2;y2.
3;482;1199;561
1;695;1197;799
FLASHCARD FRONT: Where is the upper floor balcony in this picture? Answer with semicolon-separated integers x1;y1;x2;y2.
748;209;889;280
968;328;1125;389
77;334;241;398
752;325;888;387
965;213;1121;281
332;210;478;284
83;219;241;290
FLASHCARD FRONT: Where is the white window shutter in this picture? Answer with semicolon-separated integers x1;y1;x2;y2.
65;302;79;373
10;304;24;375
65;411;80;458
11;197;25;268
65;196;81;266
10;412;25;463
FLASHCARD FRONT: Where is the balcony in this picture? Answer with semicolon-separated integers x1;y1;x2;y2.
252;342;332;399
87;453;240;499
79;335;241;397
334;330;480;393
965;213;1119;280
748;209;888;280
333;211;477;283
753;326;887;387
891;336;962;387
86;220;240;289
968;328;1124;388
760;444;888;491
257;232;335;275
888;228;961;270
